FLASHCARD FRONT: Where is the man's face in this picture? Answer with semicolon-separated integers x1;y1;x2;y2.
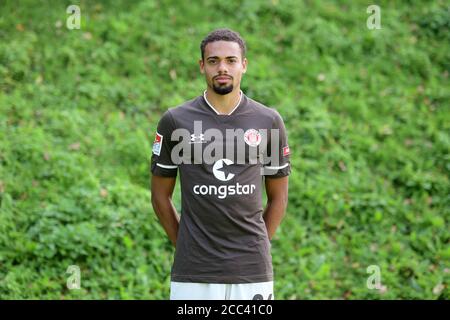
200;41;247;95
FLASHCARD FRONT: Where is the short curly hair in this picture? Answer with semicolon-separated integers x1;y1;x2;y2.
200;28;247;61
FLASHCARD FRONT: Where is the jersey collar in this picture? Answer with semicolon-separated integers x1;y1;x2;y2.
203;90;243;116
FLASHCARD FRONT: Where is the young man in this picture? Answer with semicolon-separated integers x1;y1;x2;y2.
150;28;290;300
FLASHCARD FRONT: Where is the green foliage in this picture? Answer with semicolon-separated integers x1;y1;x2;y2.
0;0;448;299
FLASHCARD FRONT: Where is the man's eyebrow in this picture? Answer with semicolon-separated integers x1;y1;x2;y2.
206;56;239;60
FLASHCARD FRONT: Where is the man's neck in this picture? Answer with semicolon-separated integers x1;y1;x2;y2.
204;88;242;115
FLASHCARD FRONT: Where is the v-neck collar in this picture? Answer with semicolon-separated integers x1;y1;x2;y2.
203;90;243;116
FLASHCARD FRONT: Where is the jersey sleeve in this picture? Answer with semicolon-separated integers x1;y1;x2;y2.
150;110;178;177
262;110;291;178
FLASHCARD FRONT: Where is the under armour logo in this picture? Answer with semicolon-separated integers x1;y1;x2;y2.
212;159;235;181
189;133;205;144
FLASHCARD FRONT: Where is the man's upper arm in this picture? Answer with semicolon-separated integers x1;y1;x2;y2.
151;175;176;199
265;176;289;202
263;110;291;178
150;110;178;178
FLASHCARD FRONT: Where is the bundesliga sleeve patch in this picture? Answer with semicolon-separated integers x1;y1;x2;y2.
152;132;163;156
283;146;290;157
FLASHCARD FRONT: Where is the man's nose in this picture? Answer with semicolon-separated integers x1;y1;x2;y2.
217;61;228;73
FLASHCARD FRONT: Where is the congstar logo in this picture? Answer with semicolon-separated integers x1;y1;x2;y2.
212;158;234;181
193;159;256;199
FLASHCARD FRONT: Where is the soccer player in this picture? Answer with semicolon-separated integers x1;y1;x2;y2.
150;28;291;300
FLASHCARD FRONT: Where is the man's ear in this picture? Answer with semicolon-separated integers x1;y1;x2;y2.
242;57;248;73
199;59;204;74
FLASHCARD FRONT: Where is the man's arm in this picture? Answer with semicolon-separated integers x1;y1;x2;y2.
151;175;180;248
263;176;289;241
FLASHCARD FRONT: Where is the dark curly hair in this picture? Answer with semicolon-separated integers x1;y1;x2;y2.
200;28;247;61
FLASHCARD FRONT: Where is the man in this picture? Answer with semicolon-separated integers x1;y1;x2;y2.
150;28;290;300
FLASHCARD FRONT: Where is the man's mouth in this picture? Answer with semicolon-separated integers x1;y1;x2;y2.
215;76;232;84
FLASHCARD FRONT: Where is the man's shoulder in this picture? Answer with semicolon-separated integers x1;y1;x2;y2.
156;96;201;128
245;95;282;120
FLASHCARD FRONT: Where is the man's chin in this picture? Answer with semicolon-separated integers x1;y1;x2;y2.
212;85;234;95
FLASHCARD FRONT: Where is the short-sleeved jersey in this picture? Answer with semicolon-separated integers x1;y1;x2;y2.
151;91;291;283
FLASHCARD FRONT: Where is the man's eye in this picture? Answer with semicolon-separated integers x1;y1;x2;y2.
228;59;237;63
209;60;217;64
